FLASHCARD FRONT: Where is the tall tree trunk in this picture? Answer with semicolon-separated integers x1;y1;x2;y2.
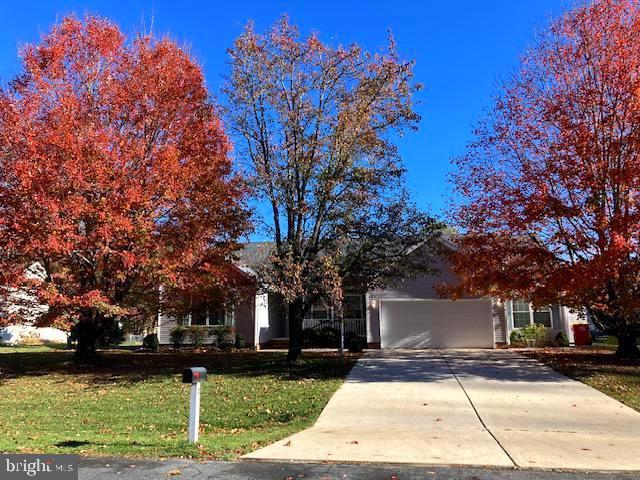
73;313;103;364
615;330;639;358
287;297;304;363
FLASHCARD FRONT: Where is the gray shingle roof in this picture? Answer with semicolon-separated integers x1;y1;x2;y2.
234;242;275;269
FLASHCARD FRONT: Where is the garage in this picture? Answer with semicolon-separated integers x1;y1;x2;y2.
379;299;494;349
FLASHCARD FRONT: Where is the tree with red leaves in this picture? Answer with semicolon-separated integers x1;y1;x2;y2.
0;16;249;362
450;0;640;357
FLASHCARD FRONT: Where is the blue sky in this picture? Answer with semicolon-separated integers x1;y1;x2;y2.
0;0;565;230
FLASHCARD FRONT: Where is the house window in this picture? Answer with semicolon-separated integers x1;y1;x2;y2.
189;303;227;327
511;299;553;329
533;305;552;328
306;299;329;320
312;303;329;320
344;294;363;320
512;299;531;328
191;308;208;326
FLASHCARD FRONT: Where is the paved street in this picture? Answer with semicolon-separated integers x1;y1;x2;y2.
243;350;640;471
79;457;639;480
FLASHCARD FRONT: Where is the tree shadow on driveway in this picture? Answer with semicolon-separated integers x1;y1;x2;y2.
345;350;569;384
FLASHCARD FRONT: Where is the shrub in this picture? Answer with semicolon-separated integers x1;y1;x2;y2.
317;327;340;347
211;326;234;349
520;323;547;346
510;329;525;346
344;330;358;344
348;337;364;353
169;326;187;348
221;333;235;349
555;331;569;347
187;327;207;347
19;331;43;346
142;333;159;351
301;328;319;347
235;333;246;349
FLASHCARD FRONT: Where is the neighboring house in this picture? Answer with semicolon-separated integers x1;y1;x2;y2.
0;325;68;345
157;238;588;349
0;263;69;345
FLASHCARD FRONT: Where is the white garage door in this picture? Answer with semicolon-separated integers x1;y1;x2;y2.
380;299;494;349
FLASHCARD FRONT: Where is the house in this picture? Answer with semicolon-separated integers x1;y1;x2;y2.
0;263;68;345
156;239;587;348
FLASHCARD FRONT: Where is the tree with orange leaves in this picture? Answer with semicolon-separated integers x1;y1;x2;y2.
450;0;640;357
225;18;440;362
0;16;249;361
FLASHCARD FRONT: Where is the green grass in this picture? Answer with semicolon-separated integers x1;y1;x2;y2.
527;348;640;413
0;346;357;459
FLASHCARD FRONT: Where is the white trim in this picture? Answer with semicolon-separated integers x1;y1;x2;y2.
254;293;270;347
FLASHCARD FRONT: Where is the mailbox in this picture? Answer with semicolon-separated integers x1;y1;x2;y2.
182;367;207;384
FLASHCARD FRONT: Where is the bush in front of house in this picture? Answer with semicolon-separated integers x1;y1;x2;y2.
348;337;364;353
209;325;234;349
301;328;320;347
521;323;547;347
18;331;43;346
187;326;207;347
510;329;525;347
301;327;358;348
344;330;359;346
235;333;246;349
169;326;187;348
555;331;569;347
142;333;159;351
317;327;340;347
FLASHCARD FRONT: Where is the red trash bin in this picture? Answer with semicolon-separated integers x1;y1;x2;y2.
572;324;592;346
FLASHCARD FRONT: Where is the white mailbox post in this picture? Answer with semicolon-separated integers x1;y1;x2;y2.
182;367;207;443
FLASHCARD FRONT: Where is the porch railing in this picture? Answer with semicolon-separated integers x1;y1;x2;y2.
302;317;366;337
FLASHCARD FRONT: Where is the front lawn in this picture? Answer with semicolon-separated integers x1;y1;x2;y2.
0;346;357;459
525;347;640;413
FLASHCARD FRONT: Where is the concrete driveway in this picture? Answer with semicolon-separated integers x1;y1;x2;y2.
243;350;640;471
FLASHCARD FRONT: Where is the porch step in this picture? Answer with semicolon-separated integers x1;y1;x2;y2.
262;337;289;349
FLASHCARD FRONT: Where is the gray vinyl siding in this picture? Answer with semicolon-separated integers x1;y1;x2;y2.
233;300;255;345
492;299;507;344
546;304;564;340
157;312;179;345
